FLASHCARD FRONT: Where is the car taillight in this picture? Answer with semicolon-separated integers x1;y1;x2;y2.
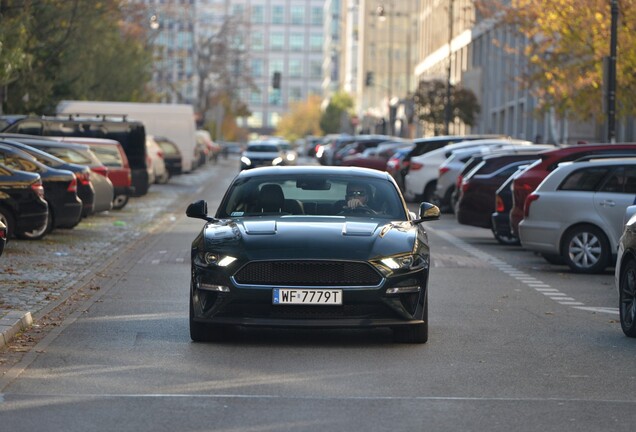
75;171;91;186
410;161;424;171
439;166;450;176
157;150;164;159
0;227;6;239
523;193;540;217
456;174;463;187
31;180;45;199
461;180;471;192
495;195;504;213
91;165;109;177
67;176;78;193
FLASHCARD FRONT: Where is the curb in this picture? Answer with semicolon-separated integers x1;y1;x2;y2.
0;311;33;349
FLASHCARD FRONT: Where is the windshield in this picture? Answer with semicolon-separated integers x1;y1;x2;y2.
217;174;407;220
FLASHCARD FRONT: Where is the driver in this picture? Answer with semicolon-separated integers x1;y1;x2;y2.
345;182;372;210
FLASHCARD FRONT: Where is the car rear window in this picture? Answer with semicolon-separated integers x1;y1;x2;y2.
89;146;124;167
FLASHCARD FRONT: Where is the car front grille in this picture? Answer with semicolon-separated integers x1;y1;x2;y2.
234;260;382;286
218;303;395;320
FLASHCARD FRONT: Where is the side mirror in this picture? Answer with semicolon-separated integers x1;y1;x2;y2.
412;202;440;224
186;200;213;221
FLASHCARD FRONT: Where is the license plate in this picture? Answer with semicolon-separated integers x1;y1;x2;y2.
272;288;342;305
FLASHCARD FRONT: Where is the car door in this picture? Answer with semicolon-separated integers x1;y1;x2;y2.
593;165;636;247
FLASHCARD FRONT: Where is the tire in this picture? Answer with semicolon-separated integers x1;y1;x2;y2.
189;290;229;342
393;296;428;343
0;208;14;239
112;194;129;210
561;225;610;274
541;253;565;265
16;209;50;240
619;258;636;337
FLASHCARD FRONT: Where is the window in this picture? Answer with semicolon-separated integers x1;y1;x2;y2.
290;33;303;51
272;5;284;24
269;59;284;77
251;32;264;51
311;7;323;25
247;112;263;128
290;6;304;25
289;59;302;77
250;90;262;104
251;5;264;23
559;167;610;192
599;166;636;193
309;34;323;51
289;87;302;102
251;59;264;77
309;60;322;78
270;33;285;51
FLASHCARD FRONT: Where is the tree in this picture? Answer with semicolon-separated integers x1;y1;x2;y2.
319;91;354;134
1;0;155;114
476;0;636;121
412;79;481;135
275;94;323;142
0;1;33;113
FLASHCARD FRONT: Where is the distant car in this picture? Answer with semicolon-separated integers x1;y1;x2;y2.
615;205;636;337
80;138;134;210
519;158;636;273
341;140;412;171
510;143;636;236
0;220;6;256
146;135;169;184
14;138;114;215
152;136;183;176
0;163;49;239
491;166;529;245
240;141;287;171
186;166;440;343
386;145;415;191
0;143;82;238
274;140;298;166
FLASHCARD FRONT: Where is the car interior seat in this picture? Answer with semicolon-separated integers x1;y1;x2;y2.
257;184;285;212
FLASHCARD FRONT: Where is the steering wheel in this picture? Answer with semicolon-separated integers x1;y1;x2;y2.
338;206;377;215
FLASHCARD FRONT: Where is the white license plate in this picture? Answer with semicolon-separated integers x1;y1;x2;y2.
272;288;342;305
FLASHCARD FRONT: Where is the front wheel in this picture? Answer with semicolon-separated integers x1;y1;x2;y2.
112;194;129;210
561;225;610;274
619;258;636;337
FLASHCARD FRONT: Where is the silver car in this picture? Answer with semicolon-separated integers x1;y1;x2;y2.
615;205;636;337
519;158;636;273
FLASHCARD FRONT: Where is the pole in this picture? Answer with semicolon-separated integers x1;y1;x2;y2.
387;0;394;136
444;0;454;135
608;0;618;143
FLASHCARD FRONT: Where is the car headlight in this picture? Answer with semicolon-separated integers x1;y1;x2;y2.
286;153;296;162
195;252;237;268
272;157;283;165
241;156;251;166
373;253;428;275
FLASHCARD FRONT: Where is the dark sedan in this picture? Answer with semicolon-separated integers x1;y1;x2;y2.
0;220;5;256
616;205;636;338
0;164;48;239
0;144;82;238
186;166;440;343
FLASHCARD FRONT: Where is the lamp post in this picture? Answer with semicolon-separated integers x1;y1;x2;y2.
444;0;454;135
377;2;395;136
607;0;618;143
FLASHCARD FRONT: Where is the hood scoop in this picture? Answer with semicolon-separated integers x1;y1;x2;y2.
342;221;377;237
243;220;277;235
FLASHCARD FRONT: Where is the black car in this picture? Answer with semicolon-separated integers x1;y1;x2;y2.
0;143;82;237
186;166;440;343
490;166;529;245
152;136;183;176
0;136;96;218
0;220;6;256
0;163;49;239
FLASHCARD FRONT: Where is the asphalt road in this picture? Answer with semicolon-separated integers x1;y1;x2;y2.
1;156;635;431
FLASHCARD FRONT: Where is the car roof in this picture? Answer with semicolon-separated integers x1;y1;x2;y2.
236;165;393;181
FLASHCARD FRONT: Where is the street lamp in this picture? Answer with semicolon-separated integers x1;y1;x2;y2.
607;0;618;143
444;0;454;135
376;2;394;135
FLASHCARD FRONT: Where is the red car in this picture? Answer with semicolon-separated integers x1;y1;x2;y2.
77;138;134;210
510;143;636;235
341;141;412;171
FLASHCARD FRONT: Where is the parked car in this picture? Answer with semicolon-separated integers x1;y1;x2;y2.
332;135;393;166
510;143;636;236
615;205;636;337
10;138;114;215
404;138;533;203
186;166;440;343
152;136;183;176
0;164;48;239
519;158;636;273
79;138;134;210
386;145;415;191
0;136;97;217
146;135;169;184
240;141;287;171
341;140;412;171
491;166;530;245
0;220;6;256
455;152;551;230
2;114;150;196
0;143;82;237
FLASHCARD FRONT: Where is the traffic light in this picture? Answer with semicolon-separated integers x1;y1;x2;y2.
272;71;281;89
365;71;374;87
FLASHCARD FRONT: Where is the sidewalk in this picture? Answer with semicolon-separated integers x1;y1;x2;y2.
0;158;231;349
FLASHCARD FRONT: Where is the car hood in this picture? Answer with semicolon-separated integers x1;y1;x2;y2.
202;216;419;261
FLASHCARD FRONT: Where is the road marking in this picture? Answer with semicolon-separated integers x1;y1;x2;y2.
428;227;619;315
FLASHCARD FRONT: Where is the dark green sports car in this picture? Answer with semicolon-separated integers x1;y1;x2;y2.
186;166;440;343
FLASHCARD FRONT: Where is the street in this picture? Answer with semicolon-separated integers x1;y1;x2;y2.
0;155;635;432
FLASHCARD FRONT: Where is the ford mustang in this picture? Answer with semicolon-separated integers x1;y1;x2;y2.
186;166;440;343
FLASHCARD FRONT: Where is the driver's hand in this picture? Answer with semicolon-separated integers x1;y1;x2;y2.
347;198;363;209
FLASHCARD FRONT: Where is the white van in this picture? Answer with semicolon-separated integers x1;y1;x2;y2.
57;101;197;172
